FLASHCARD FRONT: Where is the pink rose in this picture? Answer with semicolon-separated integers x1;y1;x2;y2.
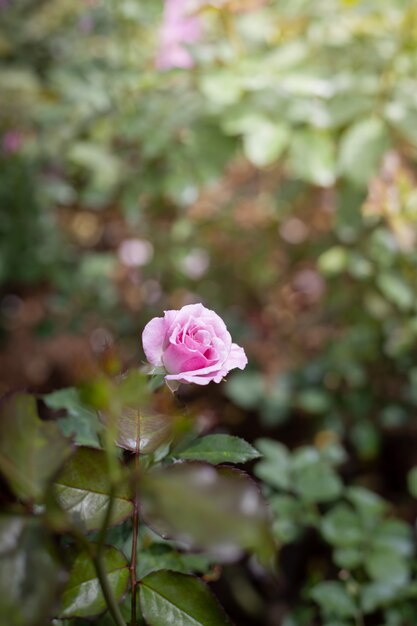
142;303;248;385
156;0;202;70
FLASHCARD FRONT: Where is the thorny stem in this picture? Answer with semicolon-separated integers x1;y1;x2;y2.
130;412;141;626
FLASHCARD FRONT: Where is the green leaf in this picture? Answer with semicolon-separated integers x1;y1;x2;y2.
351;420;380;461
289;130;336;187
139;570;232;626
269;494;304;543
137;544;213;580
54;447;133;532
407;467;417;498
141;462;274;564
318;246;348;276
360;582;398;614
371;519;414;558
0;515;66;626
296;389;332;414
0;394;73;501
346;486;387;522
254;439;291;490
377;273;414;311
334;547;363;570
59;546;129;618
243;120;289;167
338;117;390;187
44;387;102;449
310;581;357;619
137;543;191;579
386;105;417;149
199;71;242;106
365;549;410;587
175;435;260;465
225;371;263;410
292;452;343;503
321;504;363;548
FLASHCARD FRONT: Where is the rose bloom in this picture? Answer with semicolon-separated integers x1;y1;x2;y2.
156;0;201;70
142;303;247;385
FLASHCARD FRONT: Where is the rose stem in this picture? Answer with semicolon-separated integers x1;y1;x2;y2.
90;486;127;626
130;412;140;626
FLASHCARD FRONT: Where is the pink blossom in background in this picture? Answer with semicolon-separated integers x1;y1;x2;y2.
142;303;247;385
2;131;23;155
156;0;202;70
118;238;154;267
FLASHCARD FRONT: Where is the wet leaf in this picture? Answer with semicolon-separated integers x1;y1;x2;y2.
141;462;274;564
108;406;173;455
0;515;67;626
59;546;129;618
139;570;232;626
54;447;133;532
0;394;73;501
175;435;260;465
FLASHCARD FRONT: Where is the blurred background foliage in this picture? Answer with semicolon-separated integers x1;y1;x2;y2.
2;0;417;623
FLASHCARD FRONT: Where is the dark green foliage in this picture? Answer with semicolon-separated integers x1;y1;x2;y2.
255;440;417;624
139;571;232;626
59;546;129;619
0;394;73;501
54;447;133;532
44;388;103;449
0;515;66;626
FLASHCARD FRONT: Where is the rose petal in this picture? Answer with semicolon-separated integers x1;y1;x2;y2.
194;329;211;345
163;343;210;374
165;357;225;381
225;343;248;371
163;310;182;337
142;316;167;366
176;302;205;318
167;342;247;385
201;310;230;339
